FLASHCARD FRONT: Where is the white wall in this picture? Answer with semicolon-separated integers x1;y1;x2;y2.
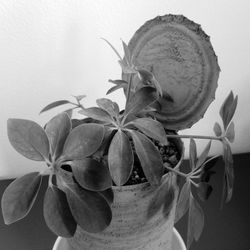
0;0;250;178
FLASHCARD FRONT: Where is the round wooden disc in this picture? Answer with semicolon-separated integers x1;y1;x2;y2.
126;14;220;130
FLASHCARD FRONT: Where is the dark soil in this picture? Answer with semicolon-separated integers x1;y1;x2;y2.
125;140;180;185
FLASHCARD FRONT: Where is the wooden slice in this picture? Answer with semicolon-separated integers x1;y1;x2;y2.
125;14;220;130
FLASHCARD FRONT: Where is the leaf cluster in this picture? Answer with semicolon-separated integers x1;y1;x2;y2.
2;113;113;237
1;40;239;250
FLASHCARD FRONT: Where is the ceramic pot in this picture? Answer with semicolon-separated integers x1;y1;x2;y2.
53;228;186;250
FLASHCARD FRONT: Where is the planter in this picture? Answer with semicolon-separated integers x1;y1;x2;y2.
53;228;186;250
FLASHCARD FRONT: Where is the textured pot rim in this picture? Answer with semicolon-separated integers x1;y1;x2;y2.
52;228;186;250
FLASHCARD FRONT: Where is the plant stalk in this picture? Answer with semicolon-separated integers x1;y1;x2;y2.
166;134;221;141
165;165;187;178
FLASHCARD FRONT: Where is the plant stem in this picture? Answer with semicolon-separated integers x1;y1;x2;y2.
125;74;133;110
166;134;221;141
165;165;187;178
48;173;53;187
190;179;199;188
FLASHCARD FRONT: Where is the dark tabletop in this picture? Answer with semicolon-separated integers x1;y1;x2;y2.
0;153;249;250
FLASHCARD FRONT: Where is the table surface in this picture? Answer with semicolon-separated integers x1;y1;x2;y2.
0;153;249;250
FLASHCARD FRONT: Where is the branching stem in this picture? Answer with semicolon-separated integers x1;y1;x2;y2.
166;134;221;141
165;165;187;178
125;74;133;110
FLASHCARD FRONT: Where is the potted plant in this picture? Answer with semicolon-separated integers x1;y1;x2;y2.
1;14;238;250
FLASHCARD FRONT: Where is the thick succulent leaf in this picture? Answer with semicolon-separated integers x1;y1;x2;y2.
197;182;213;201
98;188;114;205
195;141;211;170
175;181;191;223
71;158;112;191
213;122;222;137
96;98;119;118
187;195;204;249
189;139;197;170
219;91;238;129
79;107;113;123
125;86;158;116
7;119;50;161
63;123;104;160
43;185;76;237
226;122;235;143
221;141;234;203
130;130;164;186
40;100;71;114
2;172;42;224
45;113;71;159
108;130;134;186
147;174;175;220
127;118;168;145
64;182;112;233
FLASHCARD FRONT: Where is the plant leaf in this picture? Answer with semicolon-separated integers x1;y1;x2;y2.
125;86;158;116
106;85;126;95
197;182;213;201
79;107;113;123
189;139;197;170
98;188;114;205
64;182;112;233
43;185;76;237
187;195;204;249
101;38;123;61
7;119;50;161
71;158;112;191
64;109;74;118
40;100;71;114
195;141;211;170
213;122;222;137
108;79;128;85
130;130;164;186
200;157;219;183
71;118;94;129
107;79;128;95
73;95;86;102
122;40;132;66
96;98;119;118
219;91;238;129
147;174;175;220
137;69;163;97
2;172;42;225
127;118;168;145
226;122;235;143
45;113;71;159
63;123;104;160
118;60;137;74
221;140;234;204
175;181;191;223
108;130;134;186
